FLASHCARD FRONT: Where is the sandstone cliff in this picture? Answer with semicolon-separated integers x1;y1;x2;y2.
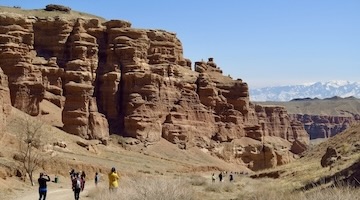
0;8;309;170
0;67;11;131
290;114;360;139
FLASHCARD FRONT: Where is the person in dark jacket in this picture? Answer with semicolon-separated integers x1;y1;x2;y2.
38;172;50;200
80;171;86;191
218;172;223;182
229;173;234;182
72;173;82;200
94;172;99;186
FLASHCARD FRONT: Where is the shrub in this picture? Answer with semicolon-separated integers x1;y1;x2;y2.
235;185;360;200
189;175;207;186
204;182;236;193
44;4;71;12
88;175;194;200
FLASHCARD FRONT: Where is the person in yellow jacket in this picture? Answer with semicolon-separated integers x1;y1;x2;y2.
108;167;120;191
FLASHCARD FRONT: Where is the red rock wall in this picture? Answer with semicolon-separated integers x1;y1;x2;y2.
0;67;12;131
0;14;108;140
290;114;360;139
0;13;309;170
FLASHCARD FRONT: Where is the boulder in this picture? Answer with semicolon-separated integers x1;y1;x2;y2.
53;141;67;148
321;147;340;168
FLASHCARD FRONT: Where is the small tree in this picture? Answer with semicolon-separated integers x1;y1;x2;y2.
14;115;49;186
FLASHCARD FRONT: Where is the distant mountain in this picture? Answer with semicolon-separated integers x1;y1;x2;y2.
250;81;360;101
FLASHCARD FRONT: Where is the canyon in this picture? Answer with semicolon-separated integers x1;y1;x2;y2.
0;7;309;170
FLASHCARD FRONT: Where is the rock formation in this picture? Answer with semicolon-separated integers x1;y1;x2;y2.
290;114;360;139
321;147;340;168
0;9;309;170
0;67;12;131
44;4;71;13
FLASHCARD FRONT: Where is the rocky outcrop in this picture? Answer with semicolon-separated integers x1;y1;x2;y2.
0;11;309;170
230;137;295;171
321;147;340;168
290;114;360;139
0;67;12;131
44;4;71;13
0;15;44;116
0;14;108;140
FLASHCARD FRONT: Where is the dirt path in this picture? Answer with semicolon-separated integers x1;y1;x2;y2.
13;181;99;200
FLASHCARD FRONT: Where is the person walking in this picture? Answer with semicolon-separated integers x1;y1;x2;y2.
95;172;99;186
80;171;86;191
38;172;50;200
211;173;216;183
69;169;75;180
229;172;234;182
72;173;82;200
108;167;120;191
218;172;223;182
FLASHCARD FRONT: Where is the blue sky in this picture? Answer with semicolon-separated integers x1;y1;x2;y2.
1;0;359;88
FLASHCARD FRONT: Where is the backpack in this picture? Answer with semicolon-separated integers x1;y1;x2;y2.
74;178;81;189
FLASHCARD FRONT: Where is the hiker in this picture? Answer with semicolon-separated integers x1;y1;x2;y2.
72;173;82;200
95;172;99;186
211;173;216;183
69;169;75;180
229;173;234;182
80;171;86;191
38;172;50;200
108;167;120;191
218;172;223;182
54;174;59;183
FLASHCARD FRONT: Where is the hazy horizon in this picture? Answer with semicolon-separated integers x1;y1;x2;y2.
1;0;359;88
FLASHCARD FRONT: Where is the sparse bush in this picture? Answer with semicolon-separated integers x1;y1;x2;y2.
235;185;360;200
222;182;236;192
302;186;360;200
236;189;291;200
189;175;207;186
339;142;352;155
138;169;151;174
8;115;51;186
88;175;194;200
44;4;71;12
205;183;222;193
204;182;236;193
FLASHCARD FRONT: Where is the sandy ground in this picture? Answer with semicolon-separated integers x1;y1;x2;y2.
12;179;100;200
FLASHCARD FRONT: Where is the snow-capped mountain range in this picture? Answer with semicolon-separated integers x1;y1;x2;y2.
250;81;360;102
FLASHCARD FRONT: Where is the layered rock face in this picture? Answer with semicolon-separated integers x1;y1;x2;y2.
0;11;309;170
0;67;12;131
290;114;360;139
0;14;108;140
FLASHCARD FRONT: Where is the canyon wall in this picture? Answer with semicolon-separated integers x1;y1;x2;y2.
291;114;360;139
0;67;11;131
0;10;309;170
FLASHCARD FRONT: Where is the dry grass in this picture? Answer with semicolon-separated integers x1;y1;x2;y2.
86;173;360;200
88;175;194;200
0;5;106;21
302;186;360;200
204;182;237;193
236;185;360;200
189;175;207;186
339;142;353;155
248;124;360;192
